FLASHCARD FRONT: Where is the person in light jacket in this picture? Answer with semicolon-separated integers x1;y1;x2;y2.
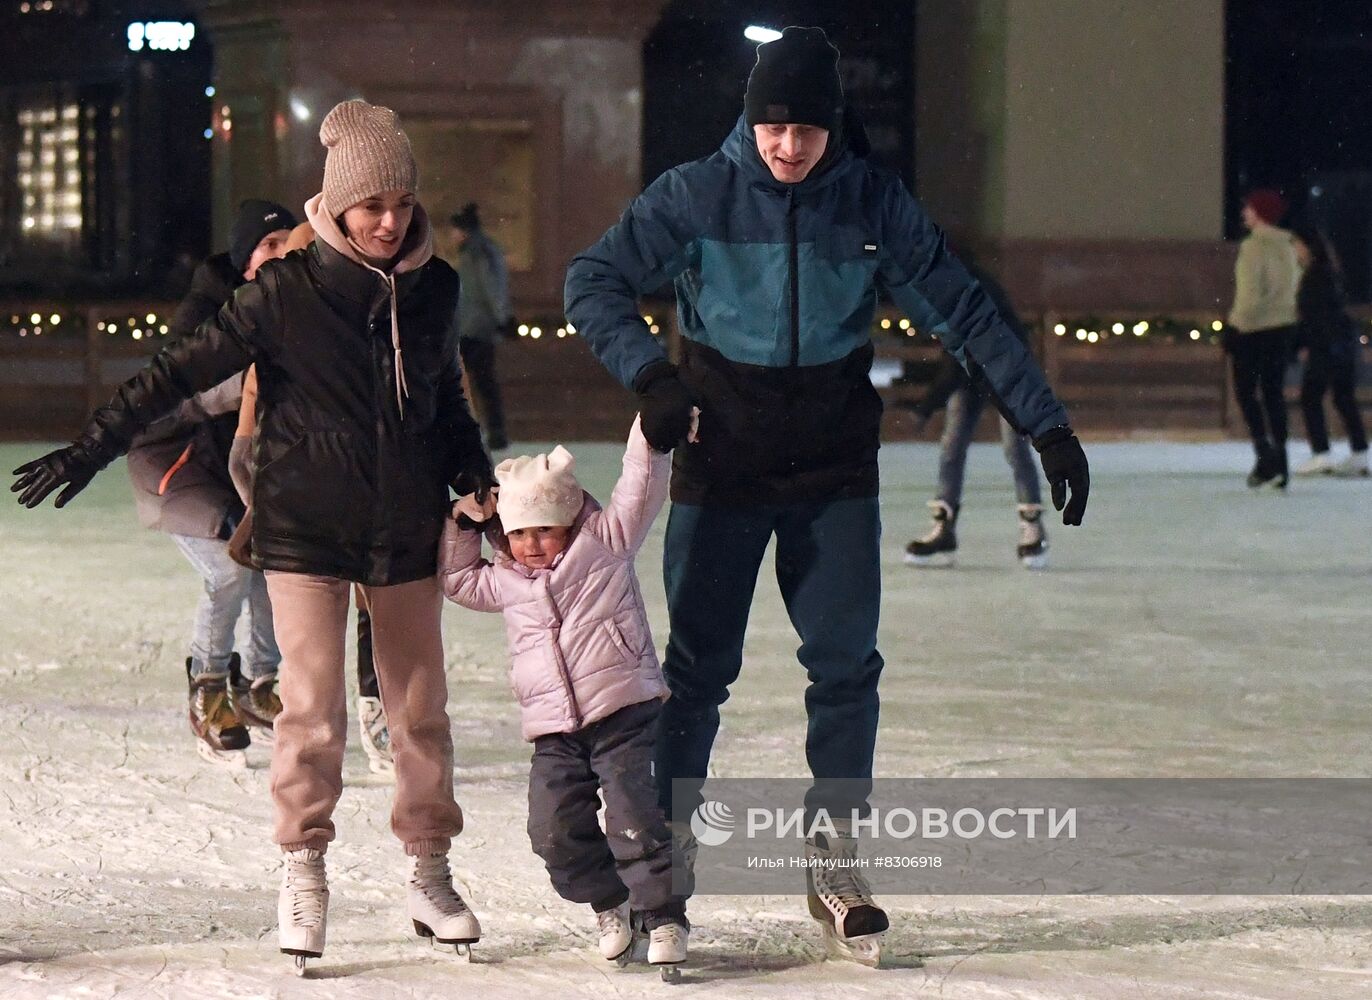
439;417;688;972
1226;188;1302;488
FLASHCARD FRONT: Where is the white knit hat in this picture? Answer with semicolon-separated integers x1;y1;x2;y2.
319;100;418;216
495;446;584;532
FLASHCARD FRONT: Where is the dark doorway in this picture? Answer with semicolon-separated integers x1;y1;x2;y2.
1226;0;1372;298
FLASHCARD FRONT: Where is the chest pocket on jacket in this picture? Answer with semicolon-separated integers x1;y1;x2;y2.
810;231;880;316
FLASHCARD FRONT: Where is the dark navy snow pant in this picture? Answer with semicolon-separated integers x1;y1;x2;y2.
527;700;681;923
655;497;885;826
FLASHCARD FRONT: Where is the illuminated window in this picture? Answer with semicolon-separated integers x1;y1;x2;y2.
17;101;85;245
16;0;90;12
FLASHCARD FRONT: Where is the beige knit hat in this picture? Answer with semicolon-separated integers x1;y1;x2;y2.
495;446;584;532
319;100;418;216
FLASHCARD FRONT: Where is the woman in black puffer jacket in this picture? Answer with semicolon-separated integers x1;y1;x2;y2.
12;101;492;967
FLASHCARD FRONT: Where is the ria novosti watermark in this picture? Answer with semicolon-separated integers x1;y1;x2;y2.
691;800;1077;844
671;779;1372;895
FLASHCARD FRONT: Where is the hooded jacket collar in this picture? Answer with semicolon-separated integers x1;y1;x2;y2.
304;193;436;418
721;113;856;196
303;193;435;302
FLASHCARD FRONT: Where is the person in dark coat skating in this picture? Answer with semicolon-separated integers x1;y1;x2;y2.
565;26;1088;966
13;100;493;971
1290;224;1368;477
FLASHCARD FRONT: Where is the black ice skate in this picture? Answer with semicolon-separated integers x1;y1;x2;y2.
229;654;280;738
187;658;249;767
904;500;958;567
1246;444;1288;490
1016;503;1049;570
805;824;889;967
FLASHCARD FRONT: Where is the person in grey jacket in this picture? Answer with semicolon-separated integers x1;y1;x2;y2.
450;203;512;450
440;417;688;973
126;198;295;762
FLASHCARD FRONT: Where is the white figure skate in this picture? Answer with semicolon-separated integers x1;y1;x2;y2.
408;853;481;959
278;848;328;976
596;901;634;963
356;696;395;777
647;920;689;982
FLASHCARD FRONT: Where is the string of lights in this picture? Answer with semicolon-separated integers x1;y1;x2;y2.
2;307;1368;348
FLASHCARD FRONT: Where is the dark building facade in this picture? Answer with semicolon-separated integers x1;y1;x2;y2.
0;1;211;295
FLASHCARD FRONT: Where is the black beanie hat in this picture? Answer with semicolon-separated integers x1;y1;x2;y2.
228;199;297;273
450;202;481;231
744;26;844;131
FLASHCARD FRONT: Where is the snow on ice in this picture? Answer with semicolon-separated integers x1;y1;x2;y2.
2;438;1370;998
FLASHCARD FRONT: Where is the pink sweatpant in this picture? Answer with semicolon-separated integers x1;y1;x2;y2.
264;572;462;855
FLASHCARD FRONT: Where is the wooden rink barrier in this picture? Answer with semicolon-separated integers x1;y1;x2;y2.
1;301;1368;443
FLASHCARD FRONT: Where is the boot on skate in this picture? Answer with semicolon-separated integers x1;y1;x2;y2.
357;696;395;776
642;910;689;982
904;500;958;567
187;658;249;766
595;899;633;962
806;822;889;967
279;847;328;976
408;852;481;958
1247;442;1287;489
229;654;280;737
1016;503;1049;570
1294;450;1337;476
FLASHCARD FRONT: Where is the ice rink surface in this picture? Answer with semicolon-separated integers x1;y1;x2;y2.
2;438;1369;999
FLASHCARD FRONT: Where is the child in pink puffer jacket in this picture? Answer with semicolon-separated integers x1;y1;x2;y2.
439;416;688;970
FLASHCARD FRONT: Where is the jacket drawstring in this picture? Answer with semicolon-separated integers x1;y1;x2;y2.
387;272;408;417
350;241;410;419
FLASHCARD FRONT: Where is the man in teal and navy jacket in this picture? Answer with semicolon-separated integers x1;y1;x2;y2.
565;25;1089;953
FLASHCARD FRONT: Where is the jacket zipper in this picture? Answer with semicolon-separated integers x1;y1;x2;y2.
542;580;584;728
787;190;799;368
368;295;388;576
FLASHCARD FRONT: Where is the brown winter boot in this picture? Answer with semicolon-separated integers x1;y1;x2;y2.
229;654;281;733
187;658;250;752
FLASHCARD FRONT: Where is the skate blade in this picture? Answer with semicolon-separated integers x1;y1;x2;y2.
414;919;478;960
196;741;248;769
282;949;322;977
821;924;884;967
903;552;955;568
1020;553;1049;571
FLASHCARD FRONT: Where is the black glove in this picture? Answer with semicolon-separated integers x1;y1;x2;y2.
452;458;497;505
11;439;112;509
634;360;694;453
1033;426;1089;526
